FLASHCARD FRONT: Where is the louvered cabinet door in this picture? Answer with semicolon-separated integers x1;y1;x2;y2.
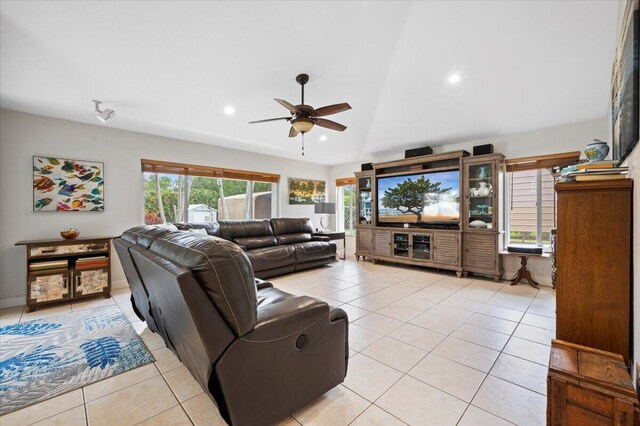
433;233;460;266
464;233;497;272
373;230;392;257
356;228;373;255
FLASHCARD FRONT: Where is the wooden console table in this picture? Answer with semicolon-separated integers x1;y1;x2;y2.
314;231;346;260
500;251;549;289
15;236;114;312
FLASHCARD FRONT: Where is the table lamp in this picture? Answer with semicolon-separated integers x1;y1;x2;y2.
314;202;336;231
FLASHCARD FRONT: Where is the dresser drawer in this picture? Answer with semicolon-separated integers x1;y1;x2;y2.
30;242;109;258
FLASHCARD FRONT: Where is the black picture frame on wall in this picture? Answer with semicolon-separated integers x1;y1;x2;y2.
612;1;639;165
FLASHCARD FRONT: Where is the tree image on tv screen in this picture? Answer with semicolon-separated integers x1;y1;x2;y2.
380;176;452;222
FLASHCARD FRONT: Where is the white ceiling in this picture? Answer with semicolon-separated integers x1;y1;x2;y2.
0;1;619;165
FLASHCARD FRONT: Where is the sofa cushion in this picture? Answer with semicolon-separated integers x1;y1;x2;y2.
150;232;257;336
246;245;296;272
219;220;274;241
276;233;311;245
174;222;221;237
234;236;278;250
270;218;314;236
293;241;337;263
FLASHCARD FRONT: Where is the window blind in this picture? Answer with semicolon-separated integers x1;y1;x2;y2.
141;159;280;183
505;151;580;172
336;177;356;186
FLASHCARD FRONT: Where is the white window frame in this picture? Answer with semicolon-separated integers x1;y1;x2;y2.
505;169;554;250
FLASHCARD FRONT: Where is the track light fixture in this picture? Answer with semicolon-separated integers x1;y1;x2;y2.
92;100;115;124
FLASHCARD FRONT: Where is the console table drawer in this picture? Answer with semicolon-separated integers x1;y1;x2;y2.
28;271;71;304
30;242;109;258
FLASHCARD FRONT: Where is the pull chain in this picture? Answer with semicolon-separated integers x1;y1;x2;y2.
301;133;305;156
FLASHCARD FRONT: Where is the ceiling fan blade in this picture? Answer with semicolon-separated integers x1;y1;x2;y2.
275;99;301;114
289;126;299;137
315;118;347;131
248;117;291;124
313;103;352;117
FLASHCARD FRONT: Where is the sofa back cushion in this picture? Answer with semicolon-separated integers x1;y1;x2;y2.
276;233;312;245
174;222;221;237
150;232;257;336
121;224;178;248
270;218;314;236
218;220;274;241
234;236;278;250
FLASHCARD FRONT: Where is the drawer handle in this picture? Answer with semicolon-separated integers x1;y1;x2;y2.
62;277;68;289
75;275;81;289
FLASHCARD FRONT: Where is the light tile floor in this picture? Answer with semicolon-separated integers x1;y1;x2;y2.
0;259;555;425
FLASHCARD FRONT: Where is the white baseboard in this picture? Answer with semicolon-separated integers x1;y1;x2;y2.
0;296;25;309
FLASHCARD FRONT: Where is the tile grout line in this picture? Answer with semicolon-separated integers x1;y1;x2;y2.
456;286;543;425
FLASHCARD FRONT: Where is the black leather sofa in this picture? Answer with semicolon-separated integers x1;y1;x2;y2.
175;218;337;279
113;226;348;426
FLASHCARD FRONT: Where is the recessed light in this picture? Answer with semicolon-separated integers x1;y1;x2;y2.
319;135;328;142
447;73;461;84
223;105;236;115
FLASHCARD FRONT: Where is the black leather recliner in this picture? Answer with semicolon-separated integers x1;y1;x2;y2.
114;229;349;426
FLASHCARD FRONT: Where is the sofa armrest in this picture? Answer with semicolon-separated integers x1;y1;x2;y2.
237;244;247;251
243;296;330;342
311;235;330;242
255;278;273;290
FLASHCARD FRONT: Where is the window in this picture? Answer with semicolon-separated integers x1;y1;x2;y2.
507;169;556;247
336;177;357;236
142;160;279;224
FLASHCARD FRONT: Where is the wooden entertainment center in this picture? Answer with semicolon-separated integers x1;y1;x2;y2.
354;150;505;280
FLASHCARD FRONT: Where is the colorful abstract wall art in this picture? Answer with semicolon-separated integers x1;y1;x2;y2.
33;156;104;212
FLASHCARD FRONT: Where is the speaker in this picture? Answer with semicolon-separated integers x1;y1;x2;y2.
361;162;373;171
473;143;494;156
405;146;433;158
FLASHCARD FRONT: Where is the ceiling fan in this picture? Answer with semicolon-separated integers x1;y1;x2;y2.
249;73;351;155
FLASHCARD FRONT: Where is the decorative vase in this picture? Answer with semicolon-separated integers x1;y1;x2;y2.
478;166;487;180
584;139;610;162
477;182;493;196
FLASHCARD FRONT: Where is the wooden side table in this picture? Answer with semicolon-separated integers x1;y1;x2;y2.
499;251;550;289
314;231;346;260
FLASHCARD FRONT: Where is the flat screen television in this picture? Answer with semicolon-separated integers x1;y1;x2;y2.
377;170;460;226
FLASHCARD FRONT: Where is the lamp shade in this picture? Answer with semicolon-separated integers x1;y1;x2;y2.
315;202;336;214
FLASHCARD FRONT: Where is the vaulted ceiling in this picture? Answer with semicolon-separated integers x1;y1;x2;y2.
0;1;619;165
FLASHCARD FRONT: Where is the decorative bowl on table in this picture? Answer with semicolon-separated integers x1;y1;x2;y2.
60;228;79;239
584;139;610;162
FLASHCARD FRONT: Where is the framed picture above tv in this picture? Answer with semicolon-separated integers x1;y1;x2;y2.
612;0;639;164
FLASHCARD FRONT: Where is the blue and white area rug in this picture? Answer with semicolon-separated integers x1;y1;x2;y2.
0;304;154;415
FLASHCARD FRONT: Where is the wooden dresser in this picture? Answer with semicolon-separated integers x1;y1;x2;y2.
15;237;113;312
555;179;633;364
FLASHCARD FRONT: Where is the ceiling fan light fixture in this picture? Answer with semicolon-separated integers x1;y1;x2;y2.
92;100;115;124
291;118;314;133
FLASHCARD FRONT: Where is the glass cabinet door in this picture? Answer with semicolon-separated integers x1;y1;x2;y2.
412;233;432;260
357;176;372;225
466;162;496;230
393;232;410;257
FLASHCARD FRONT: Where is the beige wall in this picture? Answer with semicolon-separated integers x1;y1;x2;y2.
0;108;331;307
